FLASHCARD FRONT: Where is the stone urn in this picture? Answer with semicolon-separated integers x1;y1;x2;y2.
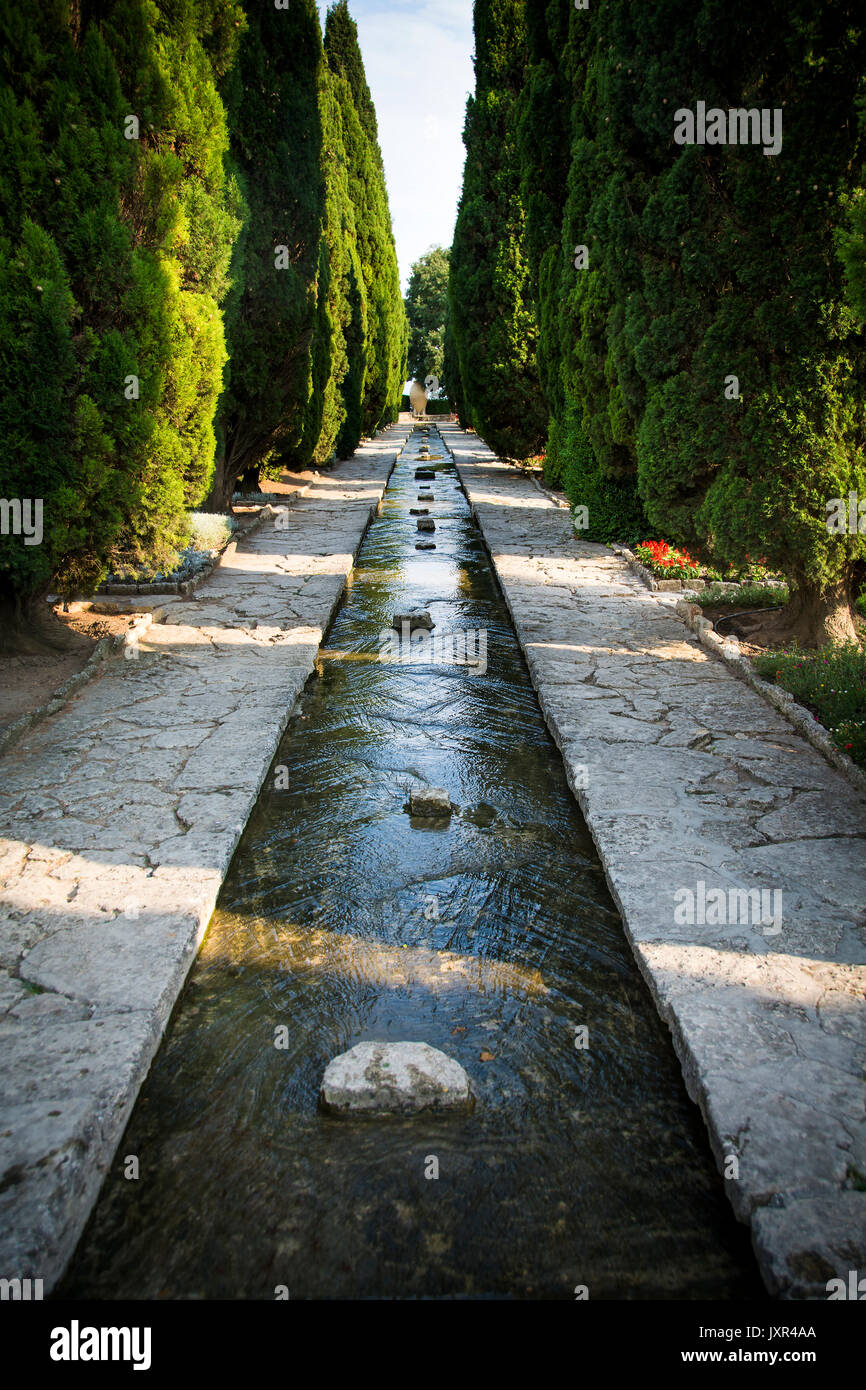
409;380;427;416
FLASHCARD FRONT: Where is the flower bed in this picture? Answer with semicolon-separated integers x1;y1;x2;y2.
753;643;866;770
633;540;699;582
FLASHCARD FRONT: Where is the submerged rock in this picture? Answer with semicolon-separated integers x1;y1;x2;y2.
415;541;436;550
410;786;451;816
392;609;433;631
415;469;435;480
410;508;429;515
417;517;435;532
320;1041;472;1116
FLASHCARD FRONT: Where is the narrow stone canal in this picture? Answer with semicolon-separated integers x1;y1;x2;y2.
61;429;761;1299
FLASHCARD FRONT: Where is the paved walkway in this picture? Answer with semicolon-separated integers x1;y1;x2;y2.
0;428;406;1290
441;423;866;1299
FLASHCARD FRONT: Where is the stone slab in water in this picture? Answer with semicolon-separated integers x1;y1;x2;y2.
392;608;433;631
417;517;435;532
410;508;429;515
415;469;435;480
415;541;436;550
320;1041;472;1116
410;786;451;815
417;492;434;501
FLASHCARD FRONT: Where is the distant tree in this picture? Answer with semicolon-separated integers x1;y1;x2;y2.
405;246;450;392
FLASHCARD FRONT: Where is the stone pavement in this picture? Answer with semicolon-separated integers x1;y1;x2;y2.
441;423;866;1299
0;427;407;1290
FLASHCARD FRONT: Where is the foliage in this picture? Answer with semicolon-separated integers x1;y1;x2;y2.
754;643;866;768
449;0;546;460
405;246;451;390
0;0;243;608
633;540;699;582
212;0;325;504
696;583;790;608
324;1;406;437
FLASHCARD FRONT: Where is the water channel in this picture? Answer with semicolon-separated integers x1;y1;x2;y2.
61;428;762;1299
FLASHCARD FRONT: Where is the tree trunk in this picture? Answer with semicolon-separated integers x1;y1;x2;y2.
237;465;262;495
765;573;857;648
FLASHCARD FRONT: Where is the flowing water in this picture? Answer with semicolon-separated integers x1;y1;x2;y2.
62;428;762;1300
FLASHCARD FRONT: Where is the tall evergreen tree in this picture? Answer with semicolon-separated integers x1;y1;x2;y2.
623;0;866;643
210;0;326;506
449;0;546;460
548;0;653;541
306;61;366;465
324;1;406;437
0;0;243;618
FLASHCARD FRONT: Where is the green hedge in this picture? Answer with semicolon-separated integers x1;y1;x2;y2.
400;396;451;414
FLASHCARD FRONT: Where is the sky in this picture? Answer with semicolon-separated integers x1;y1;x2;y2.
317;0;475;292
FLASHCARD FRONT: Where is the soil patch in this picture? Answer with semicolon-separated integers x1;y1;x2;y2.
0;604;139;732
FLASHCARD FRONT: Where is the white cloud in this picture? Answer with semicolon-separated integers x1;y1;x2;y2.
316;0;474;289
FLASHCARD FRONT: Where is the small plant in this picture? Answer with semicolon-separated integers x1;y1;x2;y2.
634;539;699;581
187;512;237;553
696;583;789;609
753;641;866;770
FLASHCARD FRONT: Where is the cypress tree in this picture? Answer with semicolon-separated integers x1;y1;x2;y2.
622;0;866;643
324;1;406;438
549;0;653;540
211;0;326;505
0;0;243;617
449;0;546;460
306;62;366;465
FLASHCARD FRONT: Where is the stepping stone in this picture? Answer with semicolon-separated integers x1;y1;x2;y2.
415;541;436;550
416;517;435;532
320;1041;472;1116
410;508;429;515
417;492;434;501
415;469;435;480
392;609;433;632
410;786;452;816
